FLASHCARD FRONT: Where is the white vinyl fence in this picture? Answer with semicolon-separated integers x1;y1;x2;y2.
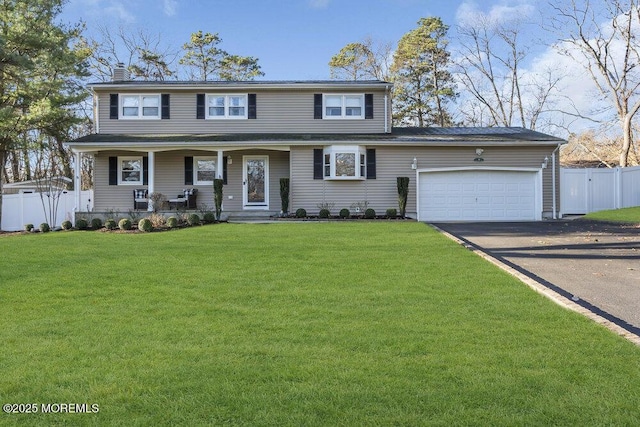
1;190;93;231
561;166;640;215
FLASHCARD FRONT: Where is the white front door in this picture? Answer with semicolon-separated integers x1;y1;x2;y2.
243;155;269;209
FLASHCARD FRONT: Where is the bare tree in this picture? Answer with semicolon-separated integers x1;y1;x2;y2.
455;13;563;130
549;0;640;167
83;25;177;81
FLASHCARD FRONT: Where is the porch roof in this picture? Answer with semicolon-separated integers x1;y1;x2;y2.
67;127;565;152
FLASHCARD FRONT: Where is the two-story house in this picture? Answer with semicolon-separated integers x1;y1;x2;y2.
67;66;565;221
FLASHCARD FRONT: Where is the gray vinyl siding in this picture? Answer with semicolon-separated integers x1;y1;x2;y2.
93;150;290;212
97;89;389;134
291;145;557;217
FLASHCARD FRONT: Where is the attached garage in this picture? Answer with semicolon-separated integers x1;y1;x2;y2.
417;168;542;222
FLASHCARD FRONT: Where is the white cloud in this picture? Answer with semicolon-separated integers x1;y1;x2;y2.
104;2;136;23
309;0;330;9
163;0;178;17
456;1;535;27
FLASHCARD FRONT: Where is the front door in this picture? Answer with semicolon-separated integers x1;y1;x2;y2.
243;155;269;209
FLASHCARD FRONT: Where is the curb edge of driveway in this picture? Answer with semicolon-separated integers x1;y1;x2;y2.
431;224;640;347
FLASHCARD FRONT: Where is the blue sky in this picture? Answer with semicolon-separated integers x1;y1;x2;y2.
60;0;537;80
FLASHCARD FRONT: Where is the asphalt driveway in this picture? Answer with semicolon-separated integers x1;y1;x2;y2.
432;220;640;340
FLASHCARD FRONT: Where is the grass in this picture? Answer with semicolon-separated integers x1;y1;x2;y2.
1;222;640;426
583;206;640;224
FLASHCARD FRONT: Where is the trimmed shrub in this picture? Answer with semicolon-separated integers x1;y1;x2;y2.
39;223;51;233
166;216;178;229
318;208;330;219
118;218;132;230
138;218;153;232
364;208;376;219
91;218;103;230
280;178;290;214
339;208;350;219
24;223;34;232
61;220;73;230
75;218;88;230
105;218;117;230
295;208;307;218
214;178;224;220
187;213;200;226
397;177;410;218
203;212;216;223
386;208;397;218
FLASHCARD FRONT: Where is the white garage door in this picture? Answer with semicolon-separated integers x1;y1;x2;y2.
418;170;539;221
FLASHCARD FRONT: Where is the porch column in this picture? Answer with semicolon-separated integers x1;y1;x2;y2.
74;151;82;213
147;151;155;212
217;150;224;179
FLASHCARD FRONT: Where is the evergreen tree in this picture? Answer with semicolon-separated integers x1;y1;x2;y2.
391;17;456;127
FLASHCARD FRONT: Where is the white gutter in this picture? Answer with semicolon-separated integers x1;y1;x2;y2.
94;94;99;134
384;85;389;133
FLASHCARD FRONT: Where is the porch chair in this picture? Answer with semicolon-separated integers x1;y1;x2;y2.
133;189;148;210
168;188;198;209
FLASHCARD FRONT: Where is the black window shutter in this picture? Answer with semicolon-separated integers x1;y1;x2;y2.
223;157;228;184
109;94;119;119
185;156;194;185
161;94;170;119
248;94;256;119
313;149;323;179
108;156;118;185
313;94;323;119
365;94;374;119
366;149;376;179
196;94;205;119
143;156;149;185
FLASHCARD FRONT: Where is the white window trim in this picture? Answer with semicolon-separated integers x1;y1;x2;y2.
322;94;365;120
119;94;161;120
206;94;248;119
118;156;143;185
194;156;218;185
323;145;366;180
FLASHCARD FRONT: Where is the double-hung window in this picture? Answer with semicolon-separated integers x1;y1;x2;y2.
194;156;217;184
323;146;367;179
207;94;247;119
120;94;160;119
119;157;143;184
323;94;364;119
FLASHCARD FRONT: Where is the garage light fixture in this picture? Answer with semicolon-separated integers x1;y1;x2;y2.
411;157;418;170
542;156;549;169
475;148;484;156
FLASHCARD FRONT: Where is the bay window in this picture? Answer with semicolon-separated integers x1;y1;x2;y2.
323;146;367;179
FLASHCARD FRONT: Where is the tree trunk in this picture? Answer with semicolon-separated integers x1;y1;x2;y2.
621;115;633;167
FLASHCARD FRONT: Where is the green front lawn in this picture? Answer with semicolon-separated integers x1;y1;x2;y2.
1;223;639;425
583;206;640;224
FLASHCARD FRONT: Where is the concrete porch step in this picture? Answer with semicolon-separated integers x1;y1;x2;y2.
225;210;280;223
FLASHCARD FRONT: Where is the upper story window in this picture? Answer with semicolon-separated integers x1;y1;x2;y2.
119;156;143;184
207;94;247;119
324;94;364;119
120;94;161;119
194;156;217;184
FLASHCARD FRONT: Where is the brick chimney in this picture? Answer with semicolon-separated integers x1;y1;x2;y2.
112;63;130;81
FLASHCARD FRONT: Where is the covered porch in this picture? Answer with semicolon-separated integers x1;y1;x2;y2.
68;140;291;221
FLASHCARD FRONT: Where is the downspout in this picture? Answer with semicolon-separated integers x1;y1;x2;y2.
94;93;100;134
384;85;390;133
552;144;561;219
